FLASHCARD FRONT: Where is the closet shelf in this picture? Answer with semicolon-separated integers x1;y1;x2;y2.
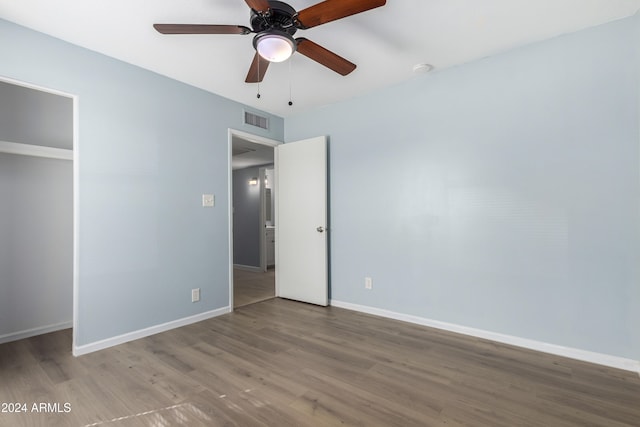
0;140;72;160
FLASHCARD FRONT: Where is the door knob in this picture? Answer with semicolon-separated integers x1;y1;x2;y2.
316;226;325;233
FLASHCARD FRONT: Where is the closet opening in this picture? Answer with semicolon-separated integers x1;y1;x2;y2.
0;77;76;350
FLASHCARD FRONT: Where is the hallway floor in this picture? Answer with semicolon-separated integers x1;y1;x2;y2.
233;267;275;308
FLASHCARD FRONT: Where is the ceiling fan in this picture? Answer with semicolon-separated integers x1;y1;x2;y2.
153;0;387;83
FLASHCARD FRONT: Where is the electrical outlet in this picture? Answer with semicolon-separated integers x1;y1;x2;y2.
365;277;372;290
192;288;200;302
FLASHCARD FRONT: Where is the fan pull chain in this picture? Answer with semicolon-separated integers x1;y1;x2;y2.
256;57;261;99
288;57;293;106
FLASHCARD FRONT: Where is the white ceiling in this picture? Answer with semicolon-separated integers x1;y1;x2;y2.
1;0;639;118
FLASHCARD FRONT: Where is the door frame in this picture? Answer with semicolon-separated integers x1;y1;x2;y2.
227;128;280;310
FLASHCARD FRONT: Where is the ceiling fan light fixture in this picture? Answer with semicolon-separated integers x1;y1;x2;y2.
254;31;296;62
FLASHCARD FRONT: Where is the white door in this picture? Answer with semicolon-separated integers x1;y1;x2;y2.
275;136;328;306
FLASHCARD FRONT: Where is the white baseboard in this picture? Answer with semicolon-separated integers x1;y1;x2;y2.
73;306;231;356
0;321;73;344
233;264;263;273
330;300;640;374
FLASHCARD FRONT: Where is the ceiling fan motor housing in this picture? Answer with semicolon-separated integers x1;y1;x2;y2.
249;0;298;36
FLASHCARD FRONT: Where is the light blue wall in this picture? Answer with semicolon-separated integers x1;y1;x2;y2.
286;15;640;360
0;19;283;346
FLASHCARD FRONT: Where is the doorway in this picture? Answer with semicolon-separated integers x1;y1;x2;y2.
0;77;76;347
229;129;279;309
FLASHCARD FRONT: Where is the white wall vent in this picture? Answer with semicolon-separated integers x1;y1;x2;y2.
244;111;269;130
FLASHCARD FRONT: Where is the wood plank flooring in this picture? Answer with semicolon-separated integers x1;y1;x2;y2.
233;268;275;308
1;298;639;426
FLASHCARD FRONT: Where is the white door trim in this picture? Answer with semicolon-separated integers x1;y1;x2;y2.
227;129;280;311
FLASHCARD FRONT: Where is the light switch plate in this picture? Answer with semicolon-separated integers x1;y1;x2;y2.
202;194;214;207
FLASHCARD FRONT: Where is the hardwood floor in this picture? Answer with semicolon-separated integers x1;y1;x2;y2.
1;298;639;426
233;268;275;308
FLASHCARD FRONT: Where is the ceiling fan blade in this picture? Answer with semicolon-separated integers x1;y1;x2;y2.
245;0;271;13
153;24;251;35
296;0;386;29
295;38;356;76
245;52;271;83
